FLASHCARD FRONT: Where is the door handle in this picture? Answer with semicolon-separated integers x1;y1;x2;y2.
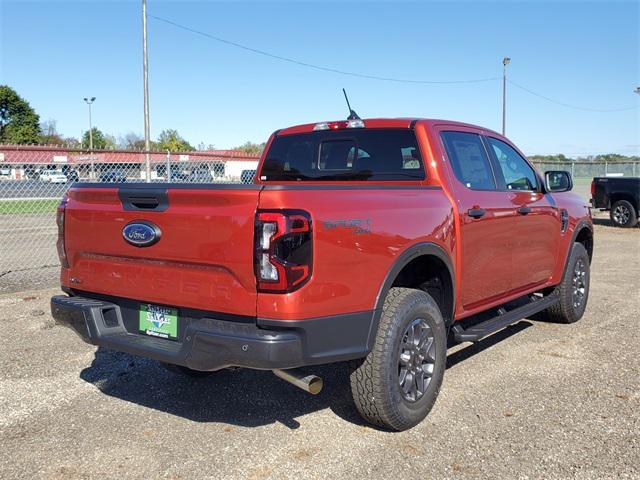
517;206;532;215
467;207;486;219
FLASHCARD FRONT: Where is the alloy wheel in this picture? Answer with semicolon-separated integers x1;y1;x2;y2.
398;318;436;402
572;258;587;310
613;205;630;225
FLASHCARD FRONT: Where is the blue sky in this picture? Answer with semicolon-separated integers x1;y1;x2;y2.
1;0;638;156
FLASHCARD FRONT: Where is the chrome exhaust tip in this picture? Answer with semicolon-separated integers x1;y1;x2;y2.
273;369;323;395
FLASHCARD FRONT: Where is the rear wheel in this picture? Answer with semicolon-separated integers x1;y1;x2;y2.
349;288;447;431
610;200;638;228
542;242;590;324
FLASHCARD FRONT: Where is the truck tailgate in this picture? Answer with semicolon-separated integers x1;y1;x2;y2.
62;184;262;316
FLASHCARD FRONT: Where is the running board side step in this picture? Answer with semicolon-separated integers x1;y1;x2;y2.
452;292;560;343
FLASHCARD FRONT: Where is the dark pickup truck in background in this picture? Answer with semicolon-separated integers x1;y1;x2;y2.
591;177;640;227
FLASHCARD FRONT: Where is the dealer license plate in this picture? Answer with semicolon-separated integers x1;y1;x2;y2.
139;303;178;340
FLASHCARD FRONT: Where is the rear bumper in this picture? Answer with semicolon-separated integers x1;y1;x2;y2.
51;294;375;371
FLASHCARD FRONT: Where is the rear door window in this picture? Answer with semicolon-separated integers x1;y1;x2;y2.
260;129;424;181
440;131;496;190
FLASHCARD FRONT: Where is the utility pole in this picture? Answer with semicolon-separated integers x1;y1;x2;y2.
502;57;510;136
142;0;151;182
84;97;96;179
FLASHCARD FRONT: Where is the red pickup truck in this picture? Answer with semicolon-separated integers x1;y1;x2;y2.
51;118;593;430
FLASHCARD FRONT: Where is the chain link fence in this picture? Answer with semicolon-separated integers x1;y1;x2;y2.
530;161;639;179
0;145;259;292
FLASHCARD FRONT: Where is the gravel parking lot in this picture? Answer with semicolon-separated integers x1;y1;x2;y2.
1;219;638;480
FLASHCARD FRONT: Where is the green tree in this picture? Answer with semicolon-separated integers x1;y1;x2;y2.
156;129;193;152
82;127;112;150
234;141;265;156
0;85;41;144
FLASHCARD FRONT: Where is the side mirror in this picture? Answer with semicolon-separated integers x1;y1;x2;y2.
545;170;573;192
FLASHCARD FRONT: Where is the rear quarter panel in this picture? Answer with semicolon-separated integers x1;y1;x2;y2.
256;186;454;320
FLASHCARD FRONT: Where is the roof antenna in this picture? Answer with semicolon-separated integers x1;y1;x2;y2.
342;88;361;120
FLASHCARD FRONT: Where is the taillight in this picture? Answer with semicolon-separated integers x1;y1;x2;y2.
590;179;596;197
254;210;312;293
56;195;69;268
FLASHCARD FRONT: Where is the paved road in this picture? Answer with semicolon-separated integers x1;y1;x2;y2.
1;221;638;479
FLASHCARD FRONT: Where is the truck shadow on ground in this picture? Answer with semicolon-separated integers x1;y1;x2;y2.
592;217;614;227
80;348;363;429
445;321;532;369
591;217;639;228
79;322;532;430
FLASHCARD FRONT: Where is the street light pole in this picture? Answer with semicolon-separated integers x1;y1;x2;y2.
502;57;510;136
142;0;151;182
83;97;95;150
84;97;96;179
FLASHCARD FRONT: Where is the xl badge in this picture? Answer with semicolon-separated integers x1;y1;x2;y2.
122;221;161;247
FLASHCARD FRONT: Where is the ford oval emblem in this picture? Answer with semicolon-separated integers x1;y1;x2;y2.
123;221;161;247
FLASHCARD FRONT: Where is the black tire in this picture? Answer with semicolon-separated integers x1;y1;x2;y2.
161;362;214;378
542;242;590;324
349;288;447;431
610;200;638;228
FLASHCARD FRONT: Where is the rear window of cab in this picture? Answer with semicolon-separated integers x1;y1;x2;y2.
260;129;425;181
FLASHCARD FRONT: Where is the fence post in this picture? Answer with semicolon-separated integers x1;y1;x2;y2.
605;162;608;176
571;162;575;178
166;151;171;182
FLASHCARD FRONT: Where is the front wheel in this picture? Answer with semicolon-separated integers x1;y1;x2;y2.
350;288;447;431
541;242;590;324
610;200;638;228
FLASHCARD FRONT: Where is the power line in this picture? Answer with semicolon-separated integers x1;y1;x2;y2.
508;80;636;112
150;15;638;113
149;15;498;85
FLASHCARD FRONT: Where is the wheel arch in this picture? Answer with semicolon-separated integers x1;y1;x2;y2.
366;243;455;350
560;220;594;281
574;223;594;263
